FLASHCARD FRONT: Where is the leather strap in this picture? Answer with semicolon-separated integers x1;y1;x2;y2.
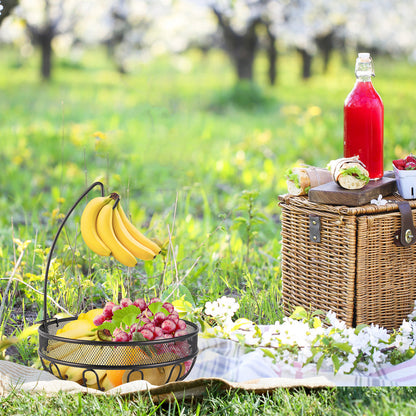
394;201;416;247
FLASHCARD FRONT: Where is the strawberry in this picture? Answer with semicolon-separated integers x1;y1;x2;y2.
405;155;416;164
393;159;406;170
405;161;416;170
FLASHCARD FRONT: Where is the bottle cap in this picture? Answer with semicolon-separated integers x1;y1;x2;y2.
358;52;371;62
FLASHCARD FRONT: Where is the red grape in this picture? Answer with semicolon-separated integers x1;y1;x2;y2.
163;302;174;313
114;331;131;342
174;329;187;338
120;298;133;308
153;312;166;325
133;298;147;312
161;319;177;334
112;305;122;314
176;319;186;330
93;314;106;326
142;323;155;332
153;326;164;337
140;328;154;340
102;302;115;318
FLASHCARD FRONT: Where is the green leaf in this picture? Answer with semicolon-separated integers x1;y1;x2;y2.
313;317;322;328
333;342;352;354
340;166;369;183
148;301;169;317
321;337;331;347
261;348;276;360
233;216;248;226
123;312;141;327
354;324;368;335
332;354;341;372
94;321;117;335
316;354;325;372
162;284;196;307
112;305;141;326
132;332;147;342
290;306;308;320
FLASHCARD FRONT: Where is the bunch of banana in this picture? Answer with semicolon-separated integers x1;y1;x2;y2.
80;193;161;267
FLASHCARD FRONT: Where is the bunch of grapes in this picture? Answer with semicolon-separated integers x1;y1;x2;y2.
93;297;188;342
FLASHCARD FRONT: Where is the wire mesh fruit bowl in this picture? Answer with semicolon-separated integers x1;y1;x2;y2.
38;317;198;389
37;182;199;390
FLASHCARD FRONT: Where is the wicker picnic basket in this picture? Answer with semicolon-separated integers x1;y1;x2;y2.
279;194;416;330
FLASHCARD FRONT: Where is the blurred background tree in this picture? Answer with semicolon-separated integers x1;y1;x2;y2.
1;0;416;83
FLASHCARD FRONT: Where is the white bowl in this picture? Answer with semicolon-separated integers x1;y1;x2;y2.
393;165;416;199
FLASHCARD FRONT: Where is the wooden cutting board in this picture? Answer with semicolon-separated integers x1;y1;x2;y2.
308;176;397;206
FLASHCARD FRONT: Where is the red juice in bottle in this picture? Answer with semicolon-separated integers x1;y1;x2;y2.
344;53;384;179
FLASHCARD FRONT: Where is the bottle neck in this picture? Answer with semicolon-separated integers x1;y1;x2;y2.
355;58;375;82
356;74;372;82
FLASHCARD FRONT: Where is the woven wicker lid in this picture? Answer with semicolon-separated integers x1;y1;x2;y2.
278;194;416;216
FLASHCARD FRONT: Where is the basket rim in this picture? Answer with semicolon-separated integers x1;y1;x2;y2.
38;317;198;347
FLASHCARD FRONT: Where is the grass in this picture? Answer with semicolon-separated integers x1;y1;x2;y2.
1;45;416;412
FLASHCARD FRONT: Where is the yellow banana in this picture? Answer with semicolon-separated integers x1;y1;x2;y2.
116;203;161;256
112;206;155;261
96;202;137;267
52;364;70;379
84;369;107;386
65;365;87;383
56;319;96;339
43;359;70;379
78;308;104;324
66;346;107;385
80;196;112;256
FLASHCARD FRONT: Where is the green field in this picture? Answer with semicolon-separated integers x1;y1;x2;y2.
1;46;416;414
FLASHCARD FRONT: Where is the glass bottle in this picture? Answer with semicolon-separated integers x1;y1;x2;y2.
344;52;384;179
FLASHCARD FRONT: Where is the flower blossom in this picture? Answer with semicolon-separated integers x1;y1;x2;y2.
204;296;239;320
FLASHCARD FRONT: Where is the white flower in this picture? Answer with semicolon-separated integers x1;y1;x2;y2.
408;301;416;320
204;301;216;316
326;311;347;330
337;354;356;375
371;194;388;206
201;296;416;377
372;350;387;364
204;296;239;320
366;324;390;346
399;320;413;337
393;335;413;353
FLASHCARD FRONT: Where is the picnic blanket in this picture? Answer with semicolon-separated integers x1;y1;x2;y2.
1;336;416;400
187;337;416;387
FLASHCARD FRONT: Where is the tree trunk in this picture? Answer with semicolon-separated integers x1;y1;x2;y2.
265;25;277;85
213;8;259;82
231;34;256;81
39;27;54;81
298;48;313;79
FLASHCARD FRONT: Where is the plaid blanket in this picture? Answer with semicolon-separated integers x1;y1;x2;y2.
188;337;416;387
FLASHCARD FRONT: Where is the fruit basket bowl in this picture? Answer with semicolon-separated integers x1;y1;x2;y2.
38;182;198;390
38;317;198;389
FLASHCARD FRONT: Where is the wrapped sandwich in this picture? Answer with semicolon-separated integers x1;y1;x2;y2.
286;166;333;196
328;156;370;190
